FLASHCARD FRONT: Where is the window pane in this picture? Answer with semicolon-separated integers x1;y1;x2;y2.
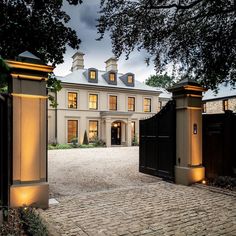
89;94;98;109
223;100;228;111
90;70;96;79
128;97;135;111
68;92;77;109
128;75;133;83
89;121;98;141
109;96;117;110
109;73;115;81
68;120;78;143
144;98;151;112
131;121;135;141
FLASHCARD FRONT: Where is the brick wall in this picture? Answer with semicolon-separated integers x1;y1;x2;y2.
204;98;236;114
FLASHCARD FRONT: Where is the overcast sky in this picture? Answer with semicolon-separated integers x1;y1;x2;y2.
54;0;156;82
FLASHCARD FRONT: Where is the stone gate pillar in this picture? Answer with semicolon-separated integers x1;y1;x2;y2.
6;51;53;209
169;78;206;185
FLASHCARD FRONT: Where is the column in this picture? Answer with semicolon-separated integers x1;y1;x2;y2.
126;118;132;146
6;51;53;209
105;118;111;147
169;78;206;185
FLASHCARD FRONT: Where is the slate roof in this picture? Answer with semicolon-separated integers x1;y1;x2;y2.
203;84;236;101
58;69;160;93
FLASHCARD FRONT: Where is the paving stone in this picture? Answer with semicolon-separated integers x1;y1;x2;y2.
38;181;236;236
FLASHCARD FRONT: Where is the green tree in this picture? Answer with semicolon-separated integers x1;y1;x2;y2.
145;73;174;89
97;0;236;90
0;0;82;65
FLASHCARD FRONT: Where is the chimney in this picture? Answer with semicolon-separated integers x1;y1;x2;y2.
105;57;118;72
71;51;84;71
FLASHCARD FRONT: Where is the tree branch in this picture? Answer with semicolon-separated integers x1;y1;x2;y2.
146;0;203;10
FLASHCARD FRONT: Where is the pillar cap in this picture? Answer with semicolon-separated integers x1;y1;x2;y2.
168;78;207;93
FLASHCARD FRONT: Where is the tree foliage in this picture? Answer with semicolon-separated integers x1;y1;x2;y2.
97;0;236;89
145;73;174;88
0;0;83;65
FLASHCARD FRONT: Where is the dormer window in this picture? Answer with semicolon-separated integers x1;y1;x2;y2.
103;71;117;85
128;75;133;84
86;68;98;83
120;73;135;87
109;73;116;81
89;70;96;80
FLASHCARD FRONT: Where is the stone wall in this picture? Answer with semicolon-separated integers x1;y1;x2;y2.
204;98;236;114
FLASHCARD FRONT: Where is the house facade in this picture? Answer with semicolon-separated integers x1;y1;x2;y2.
48;52;161;146
202;84;236;113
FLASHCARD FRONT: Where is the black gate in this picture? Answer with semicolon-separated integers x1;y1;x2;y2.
0;94;12;207
139;100;176;180
203;111;236;178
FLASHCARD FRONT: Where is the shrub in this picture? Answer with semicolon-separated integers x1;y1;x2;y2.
92;138;106;147
48;144;73;150
83;131;89;145
20;207;48;236
212;176;236;190
70;137;79;148
79;144;94;148
132;134;139;146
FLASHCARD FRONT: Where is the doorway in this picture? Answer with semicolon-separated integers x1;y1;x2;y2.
111;122;121;145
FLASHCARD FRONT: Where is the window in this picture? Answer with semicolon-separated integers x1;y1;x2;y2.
131;121;135;141
67;120;78;143
89;121;98;141
202;102;206;113
128;75;133;83
89;70;96;80
89;94;98;110
223;99;228;111
159;101;163;110
109;73;115;81
128;97;135;111
68;92;77;109
109;95;117;110
144;98;151;112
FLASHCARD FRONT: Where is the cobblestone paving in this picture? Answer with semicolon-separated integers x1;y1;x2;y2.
39;182;236;236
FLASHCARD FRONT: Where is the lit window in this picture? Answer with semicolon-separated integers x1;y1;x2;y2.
109;73;115;81
109;95;117;110
144;98;151;112
89;121;98;142
68;92;77;109
67;120;78;143
128;75;133;83
128;97;135;111
223;99;228;111
202;102;206;113
89;70;96;80
131;121;135;141
89;94;98;110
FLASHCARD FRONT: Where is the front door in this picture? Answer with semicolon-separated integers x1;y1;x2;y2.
111;122;121;145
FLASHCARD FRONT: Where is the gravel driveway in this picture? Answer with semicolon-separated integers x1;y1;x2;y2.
48;147;160;197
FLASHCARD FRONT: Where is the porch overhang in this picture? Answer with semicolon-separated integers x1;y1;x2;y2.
100;111;133;118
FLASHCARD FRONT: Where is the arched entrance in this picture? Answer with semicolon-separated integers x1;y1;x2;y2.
111;121;121;145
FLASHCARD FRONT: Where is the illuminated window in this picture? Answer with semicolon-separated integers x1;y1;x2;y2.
109;73;115;81
202;102;206;113
89;94;98;110
128;75;133;83
109;95;117;110
68;92;77;109
128;97;135;111
144;98;151;112
89;121;98;141
89;70;96;80
131;121;135;141
67;120;78;143
223;99;228;111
